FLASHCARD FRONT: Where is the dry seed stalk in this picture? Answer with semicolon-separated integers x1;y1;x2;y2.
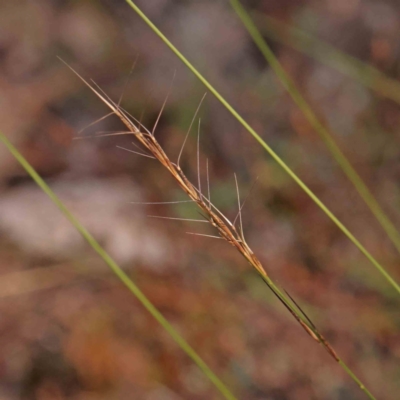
67;64;342;360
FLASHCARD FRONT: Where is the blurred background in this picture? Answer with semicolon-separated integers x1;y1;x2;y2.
0;0;399;399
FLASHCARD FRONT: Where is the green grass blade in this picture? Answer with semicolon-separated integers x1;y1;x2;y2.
229;2;400;257
231;0;400;253
252;13;400;105
124;0;400;295
0;131;238;400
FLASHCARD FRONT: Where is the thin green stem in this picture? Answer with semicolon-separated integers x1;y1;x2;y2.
0;131;237;400
253;13;400;105
230;0;400;259
258;273;377;400
339;360;377;400
124;0;399;295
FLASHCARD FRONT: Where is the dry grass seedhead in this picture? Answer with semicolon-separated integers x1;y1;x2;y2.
65;61;342;364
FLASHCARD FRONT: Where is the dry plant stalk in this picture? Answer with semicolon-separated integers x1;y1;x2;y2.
66;63;345;362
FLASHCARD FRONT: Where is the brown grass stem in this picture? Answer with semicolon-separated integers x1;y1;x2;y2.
63;61;376;400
